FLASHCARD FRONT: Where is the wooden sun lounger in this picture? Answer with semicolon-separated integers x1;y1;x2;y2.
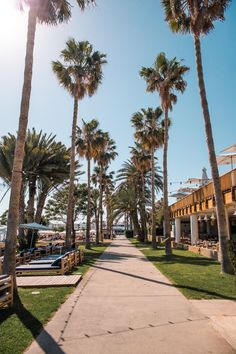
0;275;13;309
16;257;70;276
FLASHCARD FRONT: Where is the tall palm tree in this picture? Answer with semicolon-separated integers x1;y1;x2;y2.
161;0;233;273
77;119;100;249
52;39;106;249
94;132;117;243
140;53;189;255
4;0;94;286
130;144;151;243
131;107;164;248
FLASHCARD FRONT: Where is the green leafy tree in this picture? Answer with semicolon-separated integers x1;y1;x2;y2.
52;39;106;249
140;52;189;255
162;0;233;274
45;183;88;225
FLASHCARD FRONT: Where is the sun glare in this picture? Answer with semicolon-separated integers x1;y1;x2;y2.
0;1;27;46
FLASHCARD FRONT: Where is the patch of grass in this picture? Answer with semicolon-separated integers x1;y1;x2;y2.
130;238;236;300
0;287;72;354
0;243;109;354
72;244;109;275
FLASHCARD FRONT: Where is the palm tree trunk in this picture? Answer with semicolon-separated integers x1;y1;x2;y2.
141;172;148;243
66;95;78;250
86;157;91;249
106;189;109;238
27;176;36;223
163;107;171;256
132;209;141;238
98;166;103;244
35;185;48;224
18;183;27;250
95;212;99;244
151;146;156;249
194;34;233;273
3;5;38;287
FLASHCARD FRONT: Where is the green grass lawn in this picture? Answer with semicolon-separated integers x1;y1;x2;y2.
0;244;109;354
130;238;236;300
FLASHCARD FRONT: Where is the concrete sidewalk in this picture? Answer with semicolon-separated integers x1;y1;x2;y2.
25;236;235;354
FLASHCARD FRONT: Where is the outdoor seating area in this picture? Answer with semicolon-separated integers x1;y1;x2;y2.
0;247;84;276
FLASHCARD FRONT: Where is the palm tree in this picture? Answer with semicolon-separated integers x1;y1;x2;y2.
77;119;100;249
103;170;115;239
161;0;232;273
116;160;162;241
0;129;70;247
3;0;94;286
140;53;189;255
131;107;164;248
94;132;117;243
52;39;106;249
130;144;151;243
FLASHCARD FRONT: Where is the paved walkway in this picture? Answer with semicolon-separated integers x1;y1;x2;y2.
25;236;235;354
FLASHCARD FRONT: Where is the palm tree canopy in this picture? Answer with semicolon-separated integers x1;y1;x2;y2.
161;0;231;36
76;119;100;160
140;52;189;111
52;39;107;99
18;0;95;25
94;131;118;168
131;107;164;151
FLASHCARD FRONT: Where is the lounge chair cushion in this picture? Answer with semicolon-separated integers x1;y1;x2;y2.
16;264;60;271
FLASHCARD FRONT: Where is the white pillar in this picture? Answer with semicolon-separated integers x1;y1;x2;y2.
175;218;181;243
190;215;199;244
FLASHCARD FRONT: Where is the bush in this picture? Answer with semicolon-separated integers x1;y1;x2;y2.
228;239;236;274
125;230;134;238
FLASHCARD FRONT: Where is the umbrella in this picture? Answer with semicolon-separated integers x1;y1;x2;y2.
216;153;236;170
19;222;52;248
221;144;236;154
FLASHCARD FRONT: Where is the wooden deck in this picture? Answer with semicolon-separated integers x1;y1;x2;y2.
17;274;82;288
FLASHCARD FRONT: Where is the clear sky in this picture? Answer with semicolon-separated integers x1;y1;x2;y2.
0;0;235;214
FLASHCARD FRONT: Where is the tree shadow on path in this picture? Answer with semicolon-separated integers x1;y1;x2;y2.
0;292;65;354
91;264;236;301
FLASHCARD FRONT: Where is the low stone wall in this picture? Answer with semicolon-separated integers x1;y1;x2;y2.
188;245;220;261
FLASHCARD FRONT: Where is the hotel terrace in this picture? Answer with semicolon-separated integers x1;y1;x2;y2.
170;168;236;249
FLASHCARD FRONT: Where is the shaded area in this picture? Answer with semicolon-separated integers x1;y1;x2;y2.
0;288;70;354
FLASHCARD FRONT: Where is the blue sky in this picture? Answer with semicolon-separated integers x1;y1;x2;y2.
0;0;235;213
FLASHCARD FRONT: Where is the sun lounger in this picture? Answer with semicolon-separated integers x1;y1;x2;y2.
0;275;13;309
29;251;78;270
16;256;70;276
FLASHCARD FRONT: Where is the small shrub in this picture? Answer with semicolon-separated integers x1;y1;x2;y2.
125;230;134;238
228;239;236;274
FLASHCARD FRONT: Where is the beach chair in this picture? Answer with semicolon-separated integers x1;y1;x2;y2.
16;255;70;276
0;275;13;309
